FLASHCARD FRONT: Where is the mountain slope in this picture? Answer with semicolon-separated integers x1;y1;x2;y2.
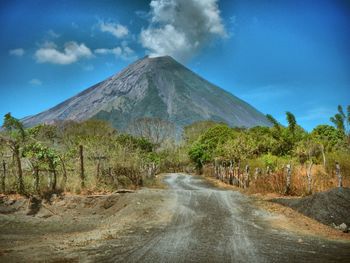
22;56;271;129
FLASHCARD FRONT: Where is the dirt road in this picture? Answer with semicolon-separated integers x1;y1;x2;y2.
1;173;350;262
94;174;350;262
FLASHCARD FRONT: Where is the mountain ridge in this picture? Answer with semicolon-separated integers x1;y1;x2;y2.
22;56;271;129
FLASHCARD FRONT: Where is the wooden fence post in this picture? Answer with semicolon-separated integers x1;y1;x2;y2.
254;167;260;180
336;162;342;188
234;166;240;187
285;164;291;195
79;145;85;188
215;159;219;179
229;160;233;185
223;161;227;183
237;162;241;187
244;165;250;188
307;160;313;195
1;160;6;193
96;159;100;180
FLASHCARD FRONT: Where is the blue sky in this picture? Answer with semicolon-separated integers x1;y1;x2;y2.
0;0;349;131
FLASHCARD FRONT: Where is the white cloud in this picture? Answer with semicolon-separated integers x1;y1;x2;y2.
9;48;25;57
95;47;122;55
29;78;42;86
99;21;129;38
35;41;92;65
140;0;227;62
47;29;60;38
94;44;136;61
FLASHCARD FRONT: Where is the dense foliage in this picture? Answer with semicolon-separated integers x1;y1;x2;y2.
0;104;349;196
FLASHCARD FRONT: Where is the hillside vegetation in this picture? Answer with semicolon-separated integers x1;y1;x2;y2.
0;105;349;197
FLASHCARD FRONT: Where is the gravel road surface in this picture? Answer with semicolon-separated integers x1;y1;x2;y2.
96;174;350;263
1;173;349;262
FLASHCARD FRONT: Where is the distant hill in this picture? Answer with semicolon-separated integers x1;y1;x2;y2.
22;56;271;129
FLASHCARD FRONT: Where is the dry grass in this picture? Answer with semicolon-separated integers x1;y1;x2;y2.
201;167;350;241
204;164;349;197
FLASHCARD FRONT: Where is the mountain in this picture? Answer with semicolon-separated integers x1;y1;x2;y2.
22;56;271;129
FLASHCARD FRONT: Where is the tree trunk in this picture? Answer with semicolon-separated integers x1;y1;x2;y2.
14;145;25;194
336;162;342;188
285;164;292;195
79;145;85;188
48;161;57;191
307;161;313;195
1;160;6;193
52;167;57;190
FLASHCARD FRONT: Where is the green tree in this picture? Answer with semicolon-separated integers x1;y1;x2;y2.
247;126;278;155
188;124;235;173
220;133;257;163
286;111;297;134
183;120;219;144
311;125;345;151
330;105;350;134
266;114;280;130
0;113;26;194
23;142;60;192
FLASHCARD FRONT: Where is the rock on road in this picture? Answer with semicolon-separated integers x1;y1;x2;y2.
97;174;350;263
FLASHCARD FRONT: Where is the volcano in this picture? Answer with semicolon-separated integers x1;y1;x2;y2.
22;56;270;129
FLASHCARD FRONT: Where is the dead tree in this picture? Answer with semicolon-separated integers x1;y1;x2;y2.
336;162;342;188
285;164;292;195
79;145;85;188
127;117;175;146
306;160;313;195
